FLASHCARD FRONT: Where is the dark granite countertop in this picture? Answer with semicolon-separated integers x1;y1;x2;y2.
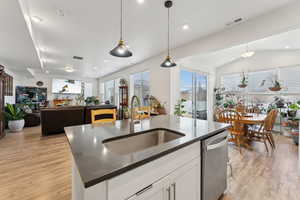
64;115;229;188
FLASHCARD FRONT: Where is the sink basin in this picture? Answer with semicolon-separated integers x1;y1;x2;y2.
103;129;184;155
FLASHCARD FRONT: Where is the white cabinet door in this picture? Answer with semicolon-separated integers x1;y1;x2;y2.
169;158;201;200
127;176;170;200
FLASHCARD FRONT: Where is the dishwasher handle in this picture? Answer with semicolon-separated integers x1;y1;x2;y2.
206;137;227;151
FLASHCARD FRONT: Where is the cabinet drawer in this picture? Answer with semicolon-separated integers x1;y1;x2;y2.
107;141;201;200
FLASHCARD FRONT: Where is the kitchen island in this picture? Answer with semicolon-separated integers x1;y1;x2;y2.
65;115;229;200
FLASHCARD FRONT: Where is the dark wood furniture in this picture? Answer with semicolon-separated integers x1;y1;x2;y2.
118;86;128;120
41;105;117;136
0;65;5;139
3;73;13;96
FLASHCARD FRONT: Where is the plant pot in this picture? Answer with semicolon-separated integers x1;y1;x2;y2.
8;119;25;132
269;87;281;91
238;84;247;88
288;110;297;118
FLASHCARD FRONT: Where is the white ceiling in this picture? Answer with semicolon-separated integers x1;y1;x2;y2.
180;28;300;71
0;0;40;75
0;0;296;78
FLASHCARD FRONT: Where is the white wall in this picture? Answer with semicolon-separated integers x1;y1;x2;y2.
99;1;300;116
99;56;171;113
4;70;98;105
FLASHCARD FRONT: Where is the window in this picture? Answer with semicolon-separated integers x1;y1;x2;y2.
180;70;208;120
84;82;93;98
103;78;121;106
280;66;300;93
104;80;115;104
99;82;105;103
221;70;276;93
130;71;150;106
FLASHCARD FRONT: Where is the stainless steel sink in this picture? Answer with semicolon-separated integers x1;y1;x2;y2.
103;129;184;155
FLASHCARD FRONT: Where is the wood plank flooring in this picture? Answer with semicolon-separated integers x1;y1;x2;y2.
0;126;299;200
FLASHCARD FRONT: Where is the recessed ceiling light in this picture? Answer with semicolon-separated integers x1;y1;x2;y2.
93;67;97;70
182;24;190;30
241;51;255;58
137;0;145;4
65;66;74;73
285;46;290;49
31;16;43;23
56;9;65;17
45;70;50;74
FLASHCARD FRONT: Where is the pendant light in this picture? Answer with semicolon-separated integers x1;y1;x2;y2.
241;44;255;58
161;0;176;68
110;0;132;57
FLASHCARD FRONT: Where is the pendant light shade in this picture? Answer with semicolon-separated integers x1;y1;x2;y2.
161;56;176;67
110;0;132;57
161;0;176;68
110;40;132;57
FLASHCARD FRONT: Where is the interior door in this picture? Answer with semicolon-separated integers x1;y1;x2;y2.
127;176;170;200
169;158;201;200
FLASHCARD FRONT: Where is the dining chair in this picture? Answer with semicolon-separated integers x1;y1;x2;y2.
217;110;244;153
246;106;260;114
213;107;223;121
236;104;246;113
249;109;278;152
91;109;116;124
134;106;151;119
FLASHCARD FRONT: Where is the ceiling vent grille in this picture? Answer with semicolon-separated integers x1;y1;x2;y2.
73;56;84;60
226;18;243;26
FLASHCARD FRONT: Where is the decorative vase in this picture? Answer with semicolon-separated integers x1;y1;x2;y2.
8;119;25;132
269;87;281;92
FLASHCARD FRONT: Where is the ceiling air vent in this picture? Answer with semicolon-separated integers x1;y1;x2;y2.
226;18;243;26
73;56;84;60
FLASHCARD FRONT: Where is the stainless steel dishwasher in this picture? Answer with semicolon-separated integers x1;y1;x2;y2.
202;130;228;200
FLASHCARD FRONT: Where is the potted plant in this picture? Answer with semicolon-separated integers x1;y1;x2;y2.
238;72;248;88
174;99;187;117
4;104;25;132
85;96;100;106
288;103;300;119
223;100;236;109
269;76;282;91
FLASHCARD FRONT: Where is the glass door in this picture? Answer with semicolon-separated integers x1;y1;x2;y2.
180;69;208;120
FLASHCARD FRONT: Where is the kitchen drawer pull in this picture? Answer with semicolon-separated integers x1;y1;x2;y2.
172;183;176;200
207;138;227;151
135;184;153;196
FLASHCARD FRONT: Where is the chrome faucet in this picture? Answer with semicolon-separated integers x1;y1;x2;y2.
130;95;141;133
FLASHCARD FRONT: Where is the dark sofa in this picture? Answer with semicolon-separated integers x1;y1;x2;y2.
40;105;117;136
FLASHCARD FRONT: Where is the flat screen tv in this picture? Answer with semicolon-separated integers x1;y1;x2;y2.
52;79;82;94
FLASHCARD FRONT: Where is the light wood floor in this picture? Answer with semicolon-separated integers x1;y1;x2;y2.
0;126;299;200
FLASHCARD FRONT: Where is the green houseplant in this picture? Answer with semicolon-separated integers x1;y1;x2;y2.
223;100;236;109
238;72;248;88
5;104;25;132
85;96;100;105
174;99;187;117
269;76;282;91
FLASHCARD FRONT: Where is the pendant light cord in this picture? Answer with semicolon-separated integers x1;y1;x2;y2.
167;7;170;56
120;0;123;40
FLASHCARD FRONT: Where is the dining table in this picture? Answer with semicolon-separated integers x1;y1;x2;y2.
234;112;268;149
